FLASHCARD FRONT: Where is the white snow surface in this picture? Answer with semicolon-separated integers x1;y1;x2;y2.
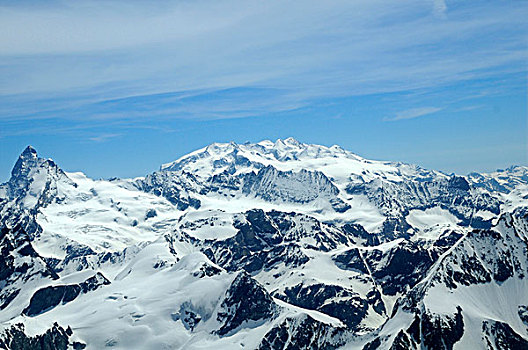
1;138;527;349
35;172;180;256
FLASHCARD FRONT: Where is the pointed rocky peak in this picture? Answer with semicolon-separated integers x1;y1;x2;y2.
11;146;39;179
20;145;38;158
9;146;55;185
5;146;76;208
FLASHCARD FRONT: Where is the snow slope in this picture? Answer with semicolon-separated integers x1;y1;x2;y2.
0;139;527;350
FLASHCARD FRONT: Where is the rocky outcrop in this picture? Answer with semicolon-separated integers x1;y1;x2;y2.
345;174;500;230
23;272;110;316
363;241;439;296
366;307;464;350
242;166;349;211
0;322;82;350
136;171;201;210
0;225;58;311
482;320;528;350
258;314;346;350
202;209;351;273
215;272;278;336
273;283;374;330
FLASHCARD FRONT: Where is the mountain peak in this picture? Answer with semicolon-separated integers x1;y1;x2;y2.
275;137;302;147
21;145;37;157
11;145;39;178
5;145;76;208
161;138;368;176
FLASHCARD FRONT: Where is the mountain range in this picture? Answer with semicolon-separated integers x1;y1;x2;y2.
0;138;527;349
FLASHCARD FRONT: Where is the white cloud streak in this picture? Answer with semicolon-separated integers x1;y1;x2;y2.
88;133;122;142
385;107;442;121
432;0;447;18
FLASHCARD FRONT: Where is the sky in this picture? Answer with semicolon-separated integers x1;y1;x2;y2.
1;0;527;180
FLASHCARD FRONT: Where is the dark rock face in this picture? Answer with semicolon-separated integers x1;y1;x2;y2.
273;283;371;329
136;171;202;210
362;337;382;350
390;330;418;350
345;174;501;232
80;272;111;291
367;289;387;316
11;146;39;177
0;322;75;350
364;241;439;296
333;248;369;274
202;210;350;273
0;225;59;311
191;262;222;278
467;229;519;283
258;315;345;350
72;342;87;350
433;225;527;290
216;272;277;336
181;310;201;331
438;255;492;289
448;176;470;192
145;209;157;219
433;230;464;251
23;285;80;317
519;305;528;327
380;216;413;241
141;160;349;212
0;147;78;273
421;307;464;350
51;243;98;271
7;146;42;202
482;320;528;350
202;216;301;274
342;223;380;246
23;272;110;316
242;166;349;211
369;307;465;350
4;146;76;209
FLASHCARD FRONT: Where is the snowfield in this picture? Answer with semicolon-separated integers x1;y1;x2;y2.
1;139;527;349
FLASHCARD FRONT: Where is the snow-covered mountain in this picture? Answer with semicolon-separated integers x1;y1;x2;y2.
0;139;527;349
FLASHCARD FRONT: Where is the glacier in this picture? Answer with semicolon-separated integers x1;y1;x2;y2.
0;139;527;349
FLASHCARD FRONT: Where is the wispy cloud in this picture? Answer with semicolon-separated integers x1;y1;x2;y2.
455;105;485;112
432;0;448;18
0;0;526;129
88;133;122;143
385;107;442;121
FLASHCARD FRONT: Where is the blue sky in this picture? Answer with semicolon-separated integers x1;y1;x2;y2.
1;0;527;180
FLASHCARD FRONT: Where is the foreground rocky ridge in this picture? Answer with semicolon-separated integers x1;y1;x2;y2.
0;139;527;349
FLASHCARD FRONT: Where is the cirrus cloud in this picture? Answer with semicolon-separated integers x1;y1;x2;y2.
384;107;443;122
0;0;526;127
